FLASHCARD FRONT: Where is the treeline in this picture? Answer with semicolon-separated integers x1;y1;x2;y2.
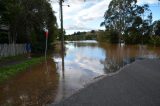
65;31;97;41
100;0;160;46
0;0;58;52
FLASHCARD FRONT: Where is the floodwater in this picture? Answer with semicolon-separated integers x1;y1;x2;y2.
0;40;160;105
0;59;58;106
53;41;160;103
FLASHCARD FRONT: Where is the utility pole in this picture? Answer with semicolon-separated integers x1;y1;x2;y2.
60;0;64;51
60;0;65;73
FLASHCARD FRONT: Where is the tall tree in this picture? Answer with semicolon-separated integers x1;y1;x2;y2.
1;0;58;51
101;0;152;41
1;0;23;43
152;20;160;36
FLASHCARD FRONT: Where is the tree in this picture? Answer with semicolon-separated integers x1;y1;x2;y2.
152;20;160;36
101;0;152;43
0;0;23;43
0;0;58;52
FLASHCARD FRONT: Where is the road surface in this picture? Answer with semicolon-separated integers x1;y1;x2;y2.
53;59;160;106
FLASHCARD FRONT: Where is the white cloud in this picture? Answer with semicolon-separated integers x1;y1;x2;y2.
75;0;110;21
52;0;159;34
137;0;159;5
65;24;92;30
52;0;110;32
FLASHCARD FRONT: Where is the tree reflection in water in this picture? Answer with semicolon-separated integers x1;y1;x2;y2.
99;43;160;74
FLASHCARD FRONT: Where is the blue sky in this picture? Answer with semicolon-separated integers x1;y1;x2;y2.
52;0;160;34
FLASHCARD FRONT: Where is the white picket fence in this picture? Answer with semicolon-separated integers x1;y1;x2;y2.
0;44;27;57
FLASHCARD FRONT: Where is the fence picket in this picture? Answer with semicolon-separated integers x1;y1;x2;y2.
0;44;27;57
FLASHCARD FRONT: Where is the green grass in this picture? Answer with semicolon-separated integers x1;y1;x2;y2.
0;57;44;83
0;55;26;63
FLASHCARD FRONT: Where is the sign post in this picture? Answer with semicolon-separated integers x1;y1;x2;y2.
44;29;48;59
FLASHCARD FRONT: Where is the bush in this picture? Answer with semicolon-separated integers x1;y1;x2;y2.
149;36;160;46
0;32;8;43
97;30;119;43
108;30;119;43
124;31;150;44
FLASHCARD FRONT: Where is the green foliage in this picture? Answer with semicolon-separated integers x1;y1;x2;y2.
0;55;26;62
102;0;147;32
0;0;58;52
152;20;160;36
108;30;119;43
65;31;97;41
97;31;108;42
97;30;119;43
0;57;44;83
57;29;66;41
124;33;141;44
149;36;160;46
101;0;152;44
0;32;8;43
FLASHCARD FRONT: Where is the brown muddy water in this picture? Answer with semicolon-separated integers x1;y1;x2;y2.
0;59;58;106
1;40;160;106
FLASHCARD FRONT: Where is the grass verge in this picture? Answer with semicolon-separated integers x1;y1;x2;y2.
0;57;44;83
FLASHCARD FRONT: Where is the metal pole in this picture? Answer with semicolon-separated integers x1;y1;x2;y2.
45;36;48;60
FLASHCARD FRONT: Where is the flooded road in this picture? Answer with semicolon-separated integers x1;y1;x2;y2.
53;41;160;103
0;59;58;106
53;41;106;103
0;40;160;105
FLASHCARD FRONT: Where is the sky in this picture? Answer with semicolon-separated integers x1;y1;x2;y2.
51;0;160;35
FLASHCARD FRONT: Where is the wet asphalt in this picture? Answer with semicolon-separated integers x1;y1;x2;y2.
53;59;160;106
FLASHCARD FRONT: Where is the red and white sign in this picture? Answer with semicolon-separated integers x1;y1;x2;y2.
44;29;48;38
